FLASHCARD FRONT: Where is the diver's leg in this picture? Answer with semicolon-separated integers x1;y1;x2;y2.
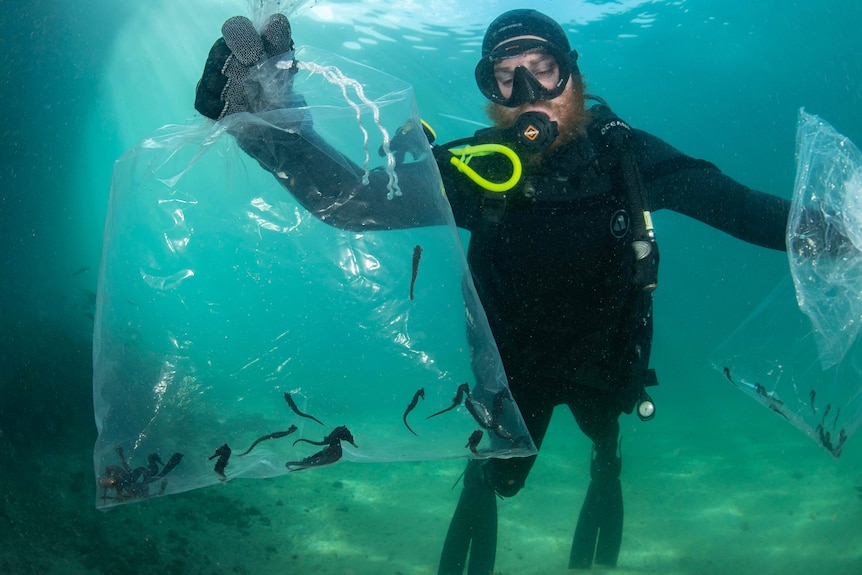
438;459;499;575
438;385;552;575
568;395;623;569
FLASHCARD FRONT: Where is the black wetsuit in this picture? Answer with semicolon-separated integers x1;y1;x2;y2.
234;102;789;567
436;106;789;494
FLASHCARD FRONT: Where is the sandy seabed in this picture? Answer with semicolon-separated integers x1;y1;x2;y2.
2;397;860;575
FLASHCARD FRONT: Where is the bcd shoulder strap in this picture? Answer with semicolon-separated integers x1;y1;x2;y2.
588;103;660;416
587;103;659;293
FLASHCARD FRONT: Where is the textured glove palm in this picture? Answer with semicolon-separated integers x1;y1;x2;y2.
194;14;294;120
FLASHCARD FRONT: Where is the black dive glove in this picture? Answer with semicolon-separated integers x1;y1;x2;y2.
790;206;857;261
194;14;294;120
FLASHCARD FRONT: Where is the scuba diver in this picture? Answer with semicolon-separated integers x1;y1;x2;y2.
194;8;790;573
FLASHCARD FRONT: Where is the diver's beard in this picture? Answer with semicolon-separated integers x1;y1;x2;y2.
485;84;589;162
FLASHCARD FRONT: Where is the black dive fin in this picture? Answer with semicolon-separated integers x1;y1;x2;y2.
570;478;623;568
594;478;623;565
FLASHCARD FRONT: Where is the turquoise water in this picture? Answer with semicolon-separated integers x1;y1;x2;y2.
2;0;862;573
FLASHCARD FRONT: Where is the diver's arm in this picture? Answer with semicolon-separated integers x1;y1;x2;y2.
634;130;789;251
195;16;444;232
229;113;449;232
230;110;362;209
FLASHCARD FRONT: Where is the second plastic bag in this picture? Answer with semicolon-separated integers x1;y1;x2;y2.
711;110;862;458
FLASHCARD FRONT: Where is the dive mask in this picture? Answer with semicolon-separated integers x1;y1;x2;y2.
475;39;578;108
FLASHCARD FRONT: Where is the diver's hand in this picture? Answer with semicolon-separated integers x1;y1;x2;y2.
790;206;857;261
194;14;294;120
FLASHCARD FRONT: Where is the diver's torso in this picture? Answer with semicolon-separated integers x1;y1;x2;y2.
466;131;638;356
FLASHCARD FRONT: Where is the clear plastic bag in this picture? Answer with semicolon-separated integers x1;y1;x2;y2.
93;45;535;508
711;110;862;458
788;109;862;369
710;278;861;458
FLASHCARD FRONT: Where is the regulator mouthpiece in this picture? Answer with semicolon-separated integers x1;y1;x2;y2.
513;111;558;153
